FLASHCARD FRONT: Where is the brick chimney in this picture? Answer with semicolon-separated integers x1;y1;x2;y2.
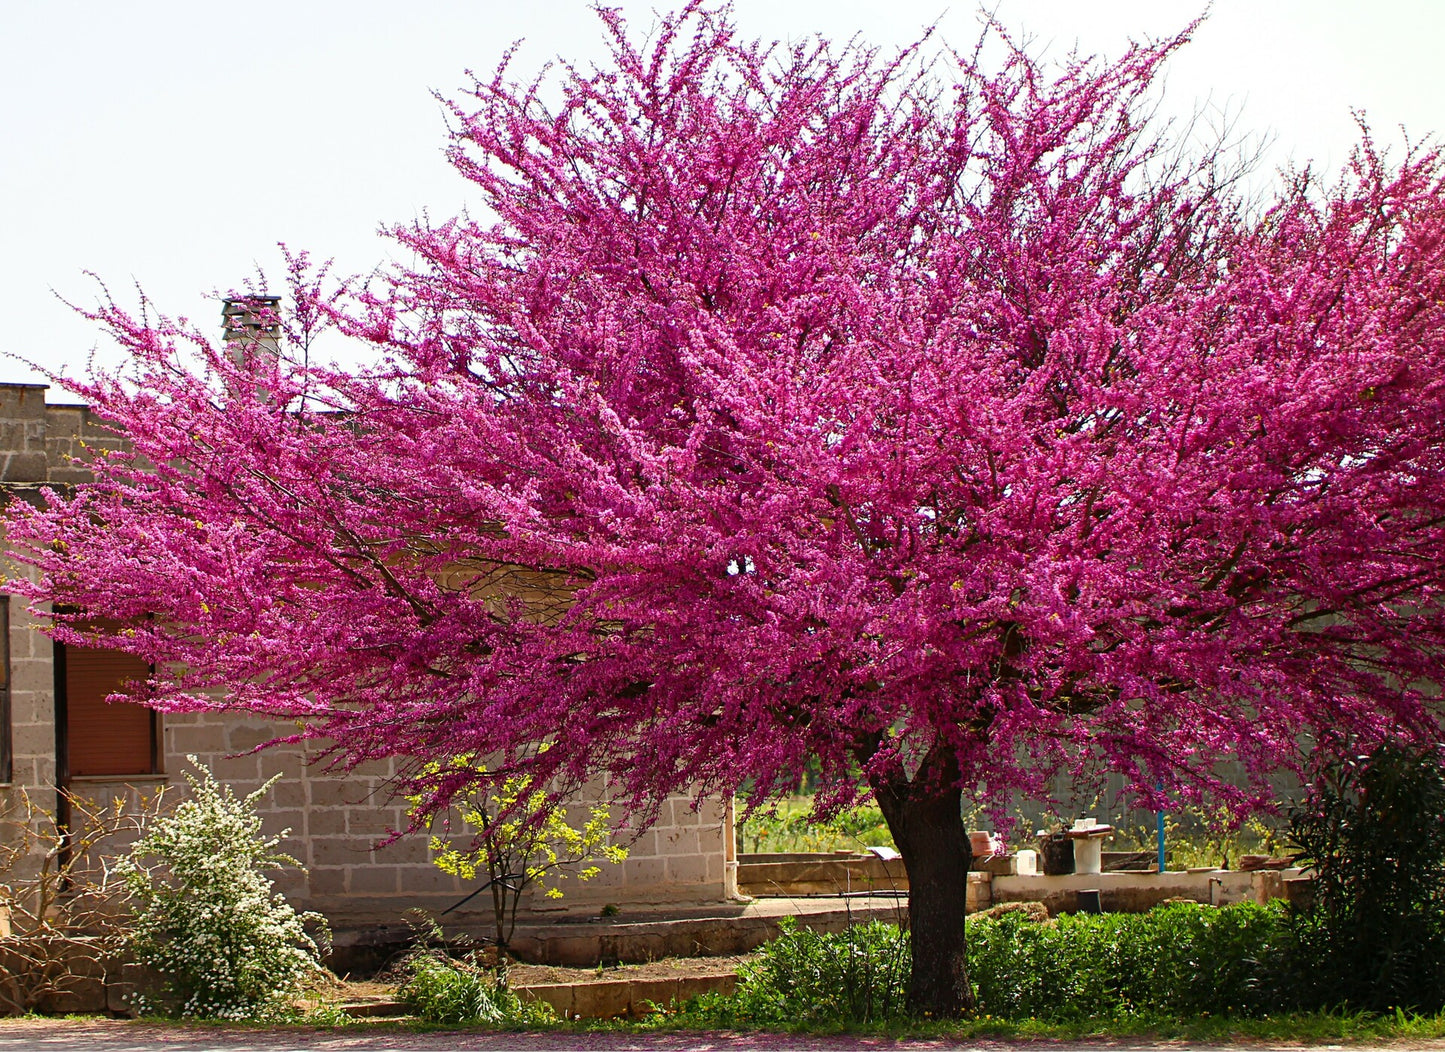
221;295;281;369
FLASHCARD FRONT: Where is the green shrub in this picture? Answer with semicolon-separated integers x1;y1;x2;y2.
410;755;627;956
398;950;553;1025
968;901;1289;1020
742;797;895;853
685;903;1291;1027
1288;742;1445;1013
118;758;329;1019
681;917;909;1026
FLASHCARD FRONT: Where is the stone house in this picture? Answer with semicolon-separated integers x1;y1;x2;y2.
0;378;738;932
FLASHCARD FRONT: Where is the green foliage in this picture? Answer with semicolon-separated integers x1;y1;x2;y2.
398;949;555;1026
1084;799;1289;871
1288;742;1445;1013
743;792;1294;865
1132;816;1280;871
1156;816;1288;871
677;918;910;1026
742;797;894;853
968;902;1290;1020
681;903;1293;1027
412;755;627;952
118;758;329;1019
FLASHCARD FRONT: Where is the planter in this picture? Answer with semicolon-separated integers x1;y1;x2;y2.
1039;832;1074;876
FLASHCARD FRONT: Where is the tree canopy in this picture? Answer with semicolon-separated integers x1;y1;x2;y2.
10;3;1445;1014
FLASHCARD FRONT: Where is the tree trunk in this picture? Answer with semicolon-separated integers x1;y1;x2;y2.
869;744;975;1017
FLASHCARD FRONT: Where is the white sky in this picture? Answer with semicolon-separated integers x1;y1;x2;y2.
3;1;1442;395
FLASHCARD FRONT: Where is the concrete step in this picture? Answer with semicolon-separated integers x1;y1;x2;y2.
328;896;909;974
518;972;736;1019
737;855;907;897
337;998;407;1019
508;898;906;966
336;970;738;1021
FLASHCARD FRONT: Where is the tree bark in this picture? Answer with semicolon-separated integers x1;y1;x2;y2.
868;743;975;1017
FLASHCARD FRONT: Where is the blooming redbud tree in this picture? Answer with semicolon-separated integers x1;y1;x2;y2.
9;4;1445;1015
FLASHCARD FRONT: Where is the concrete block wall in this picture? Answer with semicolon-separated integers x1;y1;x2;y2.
0;385;733;928
0;386;50;484
985;867;1302;915
6;590;58;793
64;710;728;922
42;403;127;487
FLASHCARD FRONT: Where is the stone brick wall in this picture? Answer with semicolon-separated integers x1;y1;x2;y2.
0;385;49;484
41;403;128;487
0;384;735;928
6;590;57;795
66;709;729;922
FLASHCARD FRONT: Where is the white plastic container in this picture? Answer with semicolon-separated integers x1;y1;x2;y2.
1072;836;1103;875
1068;817;1112;876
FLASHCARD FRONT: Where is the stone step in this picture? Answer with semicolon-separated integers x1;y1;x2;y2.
508;900;906;966
336;969;738;1022
737;856;907;897
328;896;910;973
518;972;736;1019
337;998;408;1018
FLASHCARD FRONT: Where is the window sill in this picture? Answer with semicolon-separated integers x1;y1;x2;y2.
67;774;170;784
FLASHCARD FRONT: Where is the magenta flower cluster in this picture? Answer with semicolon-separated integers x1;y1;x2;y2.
9;4;1444;879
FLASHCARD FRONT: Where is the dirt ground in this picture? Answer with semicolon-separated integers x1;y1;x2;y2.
504;953;752;987
331;952;752;1004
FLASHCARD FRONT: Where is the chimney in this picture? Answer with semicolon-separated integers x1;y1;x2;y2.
221;295;281;370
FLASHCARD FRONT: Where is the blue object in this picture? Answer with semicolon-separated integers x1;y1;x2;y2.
1156;793;1167;872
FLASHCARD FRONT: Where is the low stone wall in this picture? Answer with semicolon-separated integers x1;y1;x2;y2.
0;932;739;1022
737;853;907;897
518;973;737;1019
736;851;1307;917
0;936;148;1017
326;898;911;974
507;899;910;968
985;868;1306;915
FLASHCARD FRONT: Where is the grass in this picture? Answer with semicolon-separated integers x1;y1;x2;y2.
742;794;1298;872
55;1000;1445;1045
740;796;894;853
127;1008;1445;1043
628;1005;1445;1043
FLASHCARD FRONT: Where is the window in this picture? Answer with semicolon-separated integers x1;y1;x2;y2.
56;623;157;779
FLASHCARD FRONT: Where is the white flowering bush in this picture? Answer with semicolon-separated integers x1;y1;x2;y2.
118;757;330;1019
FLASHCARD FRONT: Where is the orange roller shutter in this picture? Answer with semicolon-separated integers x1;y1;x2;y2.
64;645;155;777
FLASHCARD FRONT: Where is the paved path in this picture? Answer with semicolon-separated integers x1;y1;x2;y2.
3;1020;1445;1052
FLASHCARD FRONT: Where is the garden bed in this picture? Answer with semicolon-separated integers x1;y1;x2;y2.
335;955;752;1020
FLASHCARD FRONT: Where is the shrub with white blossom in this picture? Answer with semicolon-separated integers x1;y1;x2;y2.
119;757;329;1019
